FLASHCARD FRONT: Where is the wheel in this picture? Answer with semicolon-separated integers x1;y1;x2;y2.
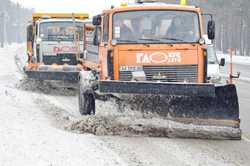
78;83;95;115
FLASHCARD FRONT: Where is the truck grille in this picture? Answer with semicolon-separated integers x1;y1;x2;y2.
119;65;198;83
43;53;80;65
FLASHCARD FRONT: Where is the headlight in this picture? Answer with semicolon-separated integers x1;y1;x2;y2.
132;71;146;81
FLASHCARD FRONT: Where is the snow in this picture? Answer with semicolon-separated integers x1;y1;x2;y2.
0;45;127;166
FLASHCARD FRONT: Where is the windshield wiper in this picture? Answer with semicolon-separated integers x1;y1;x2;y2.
48;35;73;41
160;37;185;42
117;39;138;43
138;38;161;42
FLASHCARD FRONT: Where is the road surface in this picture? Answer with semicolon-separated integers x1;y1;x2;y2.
219;62;250;135
1;44;250;166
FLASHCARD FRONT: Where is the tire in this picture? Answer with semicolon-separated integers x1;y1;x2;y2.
78;83;95;115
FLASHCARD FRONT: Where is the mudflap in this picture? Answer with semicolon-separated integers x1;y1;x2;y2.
99;81;241;139
24;69;79;83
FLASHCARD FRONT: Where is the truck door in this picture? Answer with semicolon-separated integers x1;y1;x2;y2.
26;24;34;62
99;14;113;80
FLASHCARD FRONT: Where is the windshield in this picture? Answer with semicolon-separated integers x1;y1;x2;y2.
207;46;219;64
39;21;84;41
113;10;200;44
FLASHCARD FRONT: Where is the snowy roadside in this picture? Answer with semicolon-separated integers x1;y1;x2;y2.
0;45;128;166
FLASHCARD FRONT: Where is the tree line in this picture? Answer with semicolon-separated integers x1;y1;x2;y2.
0;0;32;47
161;0;250;56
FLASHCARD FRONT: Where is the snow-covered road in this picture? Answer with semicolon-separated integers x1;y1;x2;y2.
0;45;127;166
1;45;250;166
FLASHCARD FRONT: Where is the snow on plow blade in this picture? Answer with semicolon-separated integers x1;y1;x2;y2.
99;81;241;139
24;69;79;83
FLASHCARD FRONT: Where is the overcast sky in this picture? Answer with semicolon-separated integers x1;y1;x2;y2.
11;0;121;16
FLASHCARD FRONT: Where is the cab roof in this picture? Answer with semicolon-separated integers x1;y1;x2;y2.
103;2;201;14
32;13;89;23
36;18;90;24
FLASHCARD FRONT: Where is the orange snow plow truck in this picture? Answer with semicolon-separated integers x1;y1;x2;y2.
24;13;89;83
78;0;241;139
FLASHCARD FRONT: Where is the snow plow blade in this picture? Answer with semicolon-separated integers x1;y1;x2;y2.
99;81;241;139
99;81;216;97
24;69;79;83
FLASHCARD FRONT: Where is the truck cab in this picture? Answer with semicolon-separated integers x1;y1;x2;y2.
25;13;89;82
88;1;216;84
34;18;86;65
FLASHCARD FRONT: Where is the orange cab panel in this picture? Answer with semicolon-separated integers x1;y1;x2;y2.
115;44;201;83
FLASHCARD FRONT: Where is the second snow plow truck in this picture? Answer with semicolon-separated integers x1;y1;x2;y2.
24;13;89;83
78;0;241;139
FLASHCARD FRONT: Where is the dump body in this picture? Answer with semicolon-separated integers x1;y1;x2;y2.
78;2;240;139
24;13;89;82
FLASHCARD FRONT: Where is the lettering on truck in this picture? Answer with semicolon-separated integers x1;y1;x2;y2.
53;46;78;54
136;52;182;64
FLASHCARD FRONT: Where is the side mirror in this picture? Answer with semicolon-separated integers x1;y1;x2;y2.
93;26;100;46
207;20;215;40
220;58;225;66
27;24;34;42
92;15;101;26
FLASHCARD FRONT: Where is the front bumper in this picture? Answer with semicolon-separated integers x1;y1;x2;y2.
24;66;79;82
99;80;216;97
